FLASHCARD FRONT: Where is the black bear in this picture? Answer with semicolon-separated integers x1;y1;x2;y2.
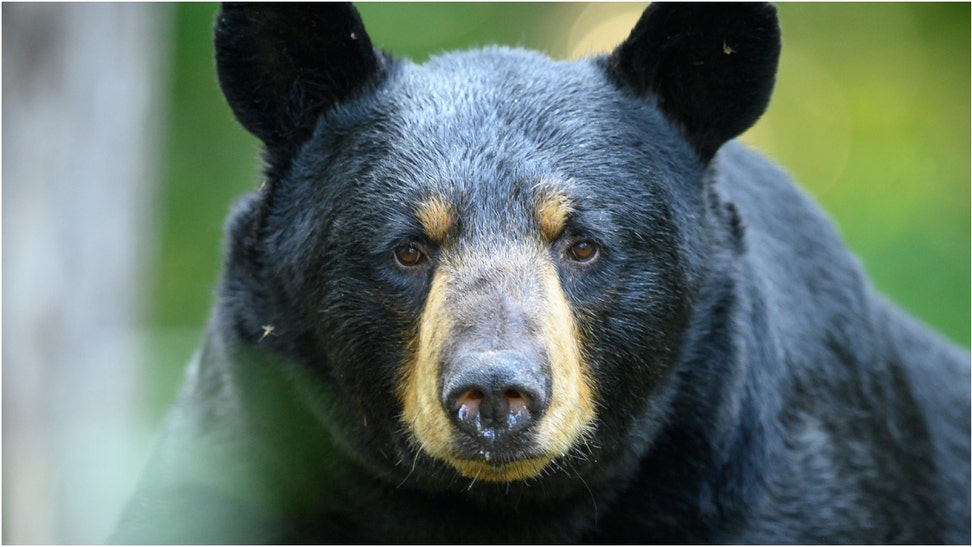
113;3;971;543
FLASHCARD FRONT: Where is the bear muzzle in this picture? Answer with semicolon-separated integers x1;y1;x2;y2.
399;242;595;481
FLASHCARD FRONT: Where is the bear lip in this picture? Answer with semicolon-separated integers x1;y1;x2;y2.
448;427;543;466
443;450;559;482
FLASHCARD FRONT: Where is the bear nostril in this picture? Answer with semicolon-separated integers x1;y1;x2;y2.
455;388;484;424
503;388;527;413
502;389;531;428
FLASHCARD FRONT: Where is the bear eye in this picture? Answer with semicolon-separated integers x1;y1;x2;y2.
567;240;599;263
394;243;426;267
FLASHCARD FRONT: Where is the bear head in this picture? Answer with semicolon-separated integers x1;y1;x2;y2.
212;2;779;497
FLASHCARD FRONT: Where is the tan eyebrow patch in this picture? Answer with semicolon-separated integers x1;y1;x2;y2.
535;190;573;241
415;197;454;244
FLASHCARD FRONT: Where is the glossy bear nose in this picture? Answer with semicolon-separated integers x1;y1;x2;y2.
442;351;548;443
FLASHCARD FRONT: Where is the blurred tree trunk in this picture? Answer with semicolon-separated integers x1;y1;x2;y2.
2;4;170;543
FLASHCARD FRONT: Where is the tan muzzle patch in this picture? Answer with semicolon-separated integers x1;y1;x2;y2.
398;248;596;482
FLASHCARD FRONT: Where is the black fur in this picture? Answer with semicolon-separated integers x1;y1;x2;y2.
609;3;781;160
215;3;385;170
113;3;970;543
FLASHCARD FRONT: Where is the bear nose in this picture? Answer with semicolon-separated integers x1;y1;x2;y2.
442;351;548;444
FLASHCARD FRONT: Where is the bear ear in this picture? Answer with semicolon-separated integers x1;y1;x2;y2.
608;3;781;162
215;2;383;156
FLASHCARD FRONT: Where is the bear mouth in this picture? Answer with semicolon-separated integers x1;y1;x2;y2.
437;430;568;482
450;429;540;463
444;452;558;482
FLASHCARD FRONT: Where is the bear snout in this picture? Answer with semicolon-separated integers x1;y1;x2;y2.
442;350;549;450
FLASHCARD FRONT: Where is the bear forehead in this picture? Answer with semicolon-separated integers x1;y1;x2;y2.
385;47;629;130
331;48;675;189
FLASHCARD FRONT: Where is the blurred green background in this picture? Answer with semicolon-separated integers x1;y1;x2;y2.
150;2;969;418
